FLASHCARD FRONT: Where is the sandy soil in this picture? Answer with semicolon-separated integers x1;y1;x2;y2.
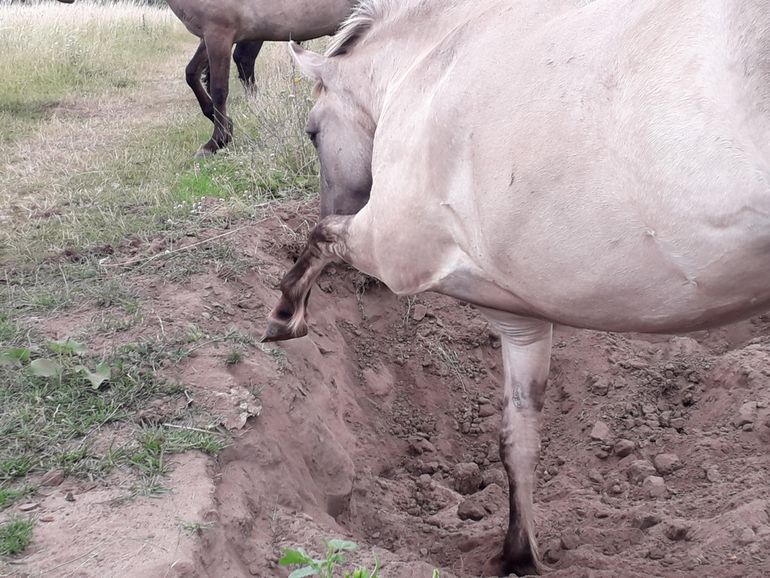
7;201;769;578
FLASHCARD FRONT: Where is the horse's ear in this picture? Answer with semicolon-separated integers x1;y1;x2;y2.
288;41;328;83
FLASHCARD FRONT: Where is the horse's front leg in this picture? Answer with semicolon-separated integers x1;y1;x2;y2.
482;309;553;577
186;40;214;122
262;216;357;342
197;29;235;157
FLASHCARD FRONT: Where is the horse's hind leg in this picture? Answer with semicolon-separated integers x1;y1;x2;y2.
233;40;263;92
198;29;235;157
481;309;552;577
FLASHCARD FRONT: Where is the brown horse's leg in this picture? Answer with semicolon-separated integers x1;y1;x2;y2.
197;30;235;157
262;216;356;342
186;40;214;122
481;310;552;577
233;40;263;92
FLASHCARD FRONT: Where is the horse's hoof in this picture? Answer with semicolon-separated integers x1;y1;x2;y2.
261;318;308;342
483;553;540;577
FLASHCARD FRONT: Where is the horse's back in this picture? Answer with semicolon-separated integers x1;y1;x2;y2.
166;0;354;40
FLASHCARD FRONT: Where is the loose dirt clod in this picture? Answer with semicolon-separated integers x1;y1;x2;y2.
453;462;483;495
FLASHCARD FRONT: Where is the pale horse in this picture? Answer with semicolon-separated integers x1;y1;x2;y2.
263;0;770;575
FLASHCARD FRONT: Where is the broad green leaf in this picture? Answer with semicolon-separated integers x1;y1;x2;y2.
77;363;111;390
48;339;87;356
327;539;357;552
288;568;319;578
0;348;31;366
29;358;62;377
280;549;313;567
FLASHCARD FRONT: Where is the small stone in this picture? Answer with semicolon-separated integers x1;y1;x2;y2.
632;513;662;530
482;468;507;489
487;442;501;463
642;476;667;498
742;423;754;432
670;417;686;430
419;548;428;557
457;499;486;521
588;469;604;484
543;539;563;564
734;401;757;428
408;438;436;455
478;403;496;418
595;449;610;460
40;469;65;487
560;530;581;550
453;462;482;495
653;453;682;476
412;304;428;322
665;522;691;541
419;461;440;475
614;439;636;458
648;547;665;560
40;516;55;523
737;528;756;545
17;502;39;512
627;460;657;485
705;466;722;483
65;492;75;502
590;378;610;396
590;420;613;442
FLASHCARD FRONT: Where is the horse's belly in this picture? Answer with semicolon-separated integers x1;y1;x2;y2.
479;224;770;333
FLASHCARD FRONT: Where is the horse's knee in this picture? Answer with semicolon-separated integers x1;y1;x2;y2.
185;66;199;88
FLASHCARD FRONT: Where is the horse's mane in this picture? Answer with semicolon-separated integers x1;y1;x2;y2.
325;0;405;57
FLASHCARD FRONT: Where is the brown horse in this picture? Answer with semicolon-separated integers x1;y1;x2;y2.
57;0;357;157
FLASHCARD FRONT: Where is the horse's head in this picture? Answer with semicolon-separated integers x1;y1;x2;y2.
289;42;374;218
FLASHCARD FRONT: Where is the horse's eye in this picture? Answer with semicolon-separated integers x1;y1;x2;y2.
306;129;319;146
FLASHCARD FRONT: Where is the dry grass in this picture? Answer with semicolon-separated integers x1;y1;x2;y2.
0;0;189;143
0;5;325;547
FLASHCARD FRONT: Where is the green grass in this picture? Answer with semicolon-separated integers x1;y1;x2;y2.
0;487;32;510
0;0;315;507
0;518;34;557
0;329;230;489
0;340;170;481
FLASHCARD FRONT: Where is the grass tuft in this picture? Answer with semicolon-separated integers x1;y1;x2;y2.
0;518;34;556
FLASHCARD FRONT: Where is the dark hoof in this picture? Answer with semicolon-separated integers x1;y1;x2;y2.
261;318;308;342
483;552;540;577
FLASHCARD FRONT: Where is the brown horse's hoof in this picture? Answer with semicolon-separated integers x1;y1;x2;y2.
261;317;308;342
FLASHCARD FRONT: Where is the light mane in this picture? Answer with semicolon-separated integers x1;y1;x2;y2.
326;0;414;57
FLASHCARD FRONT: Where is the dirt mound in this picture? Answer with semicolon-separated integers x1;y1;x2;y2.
9;203;768;577
181;206;770;578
